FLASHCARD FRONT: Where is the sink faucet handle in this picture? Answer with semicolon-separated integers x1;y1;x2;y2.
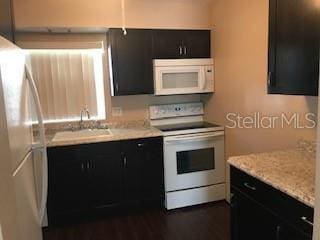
68;123;74;131
80;108;91;121
80;108;91;129
86;109;91;120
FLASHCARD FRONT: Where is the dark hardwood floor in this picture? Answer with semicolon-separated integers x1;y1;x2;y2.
43;201;230;240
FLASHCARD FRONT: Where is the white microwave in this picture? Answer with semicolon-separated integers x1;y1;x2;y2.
153;58;214;95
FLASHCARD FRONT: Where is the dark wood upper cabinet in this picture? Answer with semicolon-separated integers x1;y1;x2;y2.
0;0;14;42
153;29;211;59
184;30;211;58
268;0;319;96
108;28;154;96
108;28;211;96
152;30;186;59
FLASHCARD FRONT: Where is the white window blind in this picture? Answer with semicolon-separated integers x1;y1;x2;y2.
25;47;105;122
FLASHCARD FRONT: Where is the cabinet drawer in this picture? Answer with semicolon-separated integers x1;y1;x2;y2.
230;167;313;236
48;142;120;164
123;137;163;150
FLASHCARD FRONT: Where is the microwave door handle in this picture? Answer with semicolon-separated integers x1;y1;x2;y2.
199;69;206;90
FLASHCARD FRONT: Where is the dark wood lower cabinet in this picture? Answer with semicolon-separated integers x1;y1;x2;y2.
278;222;311;240
47;142;123;224
231;188;277;240
231;188;310;240
122;138;164;207
48;149;90;216
84;142;123;210
47;137;164;226
230;167;313;240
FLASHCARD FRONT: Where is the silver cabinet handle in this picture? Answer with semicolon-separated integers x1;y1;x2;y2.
301;216;313;226
268;72;272;86
179;46;183;55
123;157;127;166
81;163;85;172
243;182;256;191
276;226;281;240
87;162;90;170
184;46;187;55
137;143;146;147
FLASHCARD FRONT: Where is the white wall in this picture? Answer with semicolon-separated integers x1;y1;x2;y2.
204;0;317;158
13;0;212;30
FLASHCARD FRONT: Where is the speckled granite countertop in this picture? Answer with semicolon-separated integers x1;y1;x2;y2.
228;145;316;208
39;120;163;147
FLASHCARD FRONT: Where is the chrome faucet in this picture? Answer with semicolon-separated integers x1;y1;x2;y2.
79;108;91;129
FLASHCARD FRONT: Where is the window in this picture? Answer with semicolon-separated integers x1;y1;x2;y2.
176;148;215;174
25;44;105;123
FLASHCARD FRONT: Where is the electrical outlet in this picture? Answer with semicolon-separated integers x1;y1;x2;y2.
112;107;123;117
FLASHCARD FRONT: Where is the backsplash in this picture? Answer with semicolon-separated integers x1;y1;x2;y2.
35;119;150;135
106;94;201;122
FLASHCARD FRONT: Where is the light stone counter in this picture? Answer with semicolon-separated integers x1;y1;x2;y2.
228;146;316;208
40;120;163;148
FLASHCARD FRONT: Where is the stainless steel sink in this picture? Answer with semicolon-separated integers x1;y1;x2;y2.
52;129;113;142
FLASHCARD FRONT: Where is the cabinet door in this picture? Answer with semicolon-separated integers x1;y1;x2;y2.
277;222;312;240
184;30;211;58
85;142;122;209
231;188;279;240
152;30;185;59
268;0;319;96
109;28;154;96
122;137;164;206
47;147;89;220
0;0;14;41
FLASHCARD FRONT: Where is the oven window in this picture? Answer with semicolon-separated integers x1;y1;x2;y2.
176;148;215;174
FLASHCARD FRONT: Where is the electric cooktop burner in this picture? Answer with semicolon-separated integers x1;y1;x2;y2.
156;121;221;132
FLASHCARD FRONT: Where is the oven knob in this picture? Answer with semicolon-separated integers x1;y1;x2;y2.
195;106;202;113
190;106;199;113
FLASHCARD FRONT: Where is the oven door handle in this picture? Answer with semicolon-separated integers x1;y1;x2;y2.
164;131;224;143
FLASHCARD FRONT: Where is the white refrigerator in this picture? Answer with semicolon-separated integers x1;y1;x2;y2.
0;36;47;240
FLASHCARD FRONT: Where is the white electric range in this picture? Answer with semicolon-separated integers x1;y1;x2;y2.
149;102;226;210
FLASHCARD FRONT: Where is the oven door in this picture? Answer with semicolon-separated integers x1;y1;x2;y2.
163;131;225;192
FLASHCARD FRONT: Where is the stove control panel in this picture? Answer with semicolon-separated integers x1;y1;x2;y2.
149;102;204;119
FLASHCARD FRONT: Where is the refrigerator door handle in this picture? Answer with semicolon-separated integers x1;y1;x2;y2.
32;143;46;150
25;66;48;226
12;150;33;177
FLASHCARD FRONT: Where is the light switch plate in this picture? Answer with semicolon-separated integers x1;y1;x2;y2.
0;224;3;240
112;107;123;117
